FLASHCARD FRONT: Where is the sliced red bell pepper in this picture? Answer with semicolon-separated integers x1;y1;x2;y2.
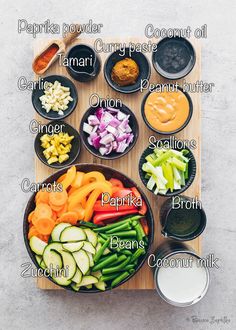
130;187;147;215
109;178;124;188
112;188;132;198
140;218;149;235
93;202;138;212
93;210;138;224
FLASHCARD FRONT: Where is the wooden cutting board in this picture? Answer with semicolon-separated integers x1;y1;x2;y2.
34;38;201;290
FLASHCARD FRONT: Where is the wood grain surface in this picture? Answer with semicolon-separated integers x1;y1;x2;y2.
34;38;201;290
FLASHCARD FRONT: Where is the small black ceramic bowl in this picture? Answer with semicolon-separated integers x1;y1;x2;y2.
23;163;154;293
141;86;193;135
104;48;151;94
32;75;78;120
139;138;196;197
152;37;196;80
79;103;139;160
34;120;81;169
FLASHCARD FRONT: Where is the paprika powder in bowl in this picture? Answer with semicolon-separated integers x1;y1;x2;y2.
141;87;193;135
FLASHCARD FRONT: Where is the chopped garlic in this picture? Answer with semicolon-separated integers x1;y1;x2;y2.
39;80;73;113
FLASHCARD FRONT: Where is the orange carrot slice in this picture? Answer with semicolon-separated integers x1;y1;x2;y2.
28;211;35;223
34;217;55;235
28;226;39;239
57;211;78;225
56;203;68;218
35;190;49;204
34;203;52;222
49;190;68;207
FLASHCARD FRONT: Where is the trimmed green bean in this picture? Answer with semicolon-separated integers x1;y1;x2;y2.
92;253;118;272
105;222;131;234
102;257;131;275
100;272;122;282
78;221;99;228
123;264;136;271
98;236;106;244
134;222;145;241
130;248;146;262
94;237;111;263
111;271;130;288
99;233;109;240
107;230;137;238
119;249;132;256
128;269;135;274
109;255;127;267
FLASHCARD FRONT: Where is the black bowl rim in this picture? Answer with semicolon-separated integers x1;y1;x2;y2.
23;163;154;293
139;138;197;197
161;195;207;241
32;75;78;120
103;48;151;94
34;120;81;169
141;86;193;135
79;103;139;160
152;36;196;80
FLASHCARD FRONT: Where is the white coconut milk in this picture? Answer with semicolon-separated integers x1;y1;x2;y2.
157;253;208;304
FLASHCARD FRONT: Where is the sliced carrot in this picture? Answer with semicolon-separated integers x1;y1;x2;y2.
57;211;78;225
52;210;57;221
34;217;56;235
28;226;39;239
28;211;35;223
57;173;66;183
61;166;77;190
71;171;85;188
84;189;102;222
34;203;52;223
49;190;68;207
49;202;64;212
35;190;49;204
56;203;68;218
40;235;50;243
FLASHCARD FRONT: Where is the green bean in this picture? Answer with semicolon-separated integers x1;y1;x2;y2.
109;255;127;267
107;230;137;238
131;220;138;227
94;237;111;263
93;219;131;232
134;222;145;241
99;233;109;240
92;254;118;272
98;236;106;244
105;222;131;234
102;257;131;275
78;221;99;228
119;249;132;256
100;272;122;282
128;269;135;274
130;248;146;262
111;271;130;288
123;264;136;271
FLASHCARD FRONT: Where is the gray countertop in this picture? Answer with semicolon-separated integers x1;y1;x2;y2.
1;0;235;329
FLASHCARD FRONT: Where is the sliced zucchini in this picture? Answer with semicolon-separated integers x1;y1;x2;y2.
72;250;90;275
53;275;71;286
86;284;93;289
82;241;96;255
40;260;47;270
96;242;102;252
84;228;98;247
71;268;82;284
91;270;102;280
60;251;77;280
71;282;80;291
35;255;43;266
47;242;64;253
62;241;84;253
95;242;110;256
51;223;71;241
43;248;62;270
77;275;98;287
94;281;106;291
29;236;47;255
60;226;86;242
87;252;94;267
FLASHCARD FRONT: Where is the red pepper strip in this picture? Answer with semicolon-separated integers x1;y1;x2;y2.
112;188;132;198
130;187;147;215
109;178;124;188
93;210;138;224
93;203;137;212
140;218;149;235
